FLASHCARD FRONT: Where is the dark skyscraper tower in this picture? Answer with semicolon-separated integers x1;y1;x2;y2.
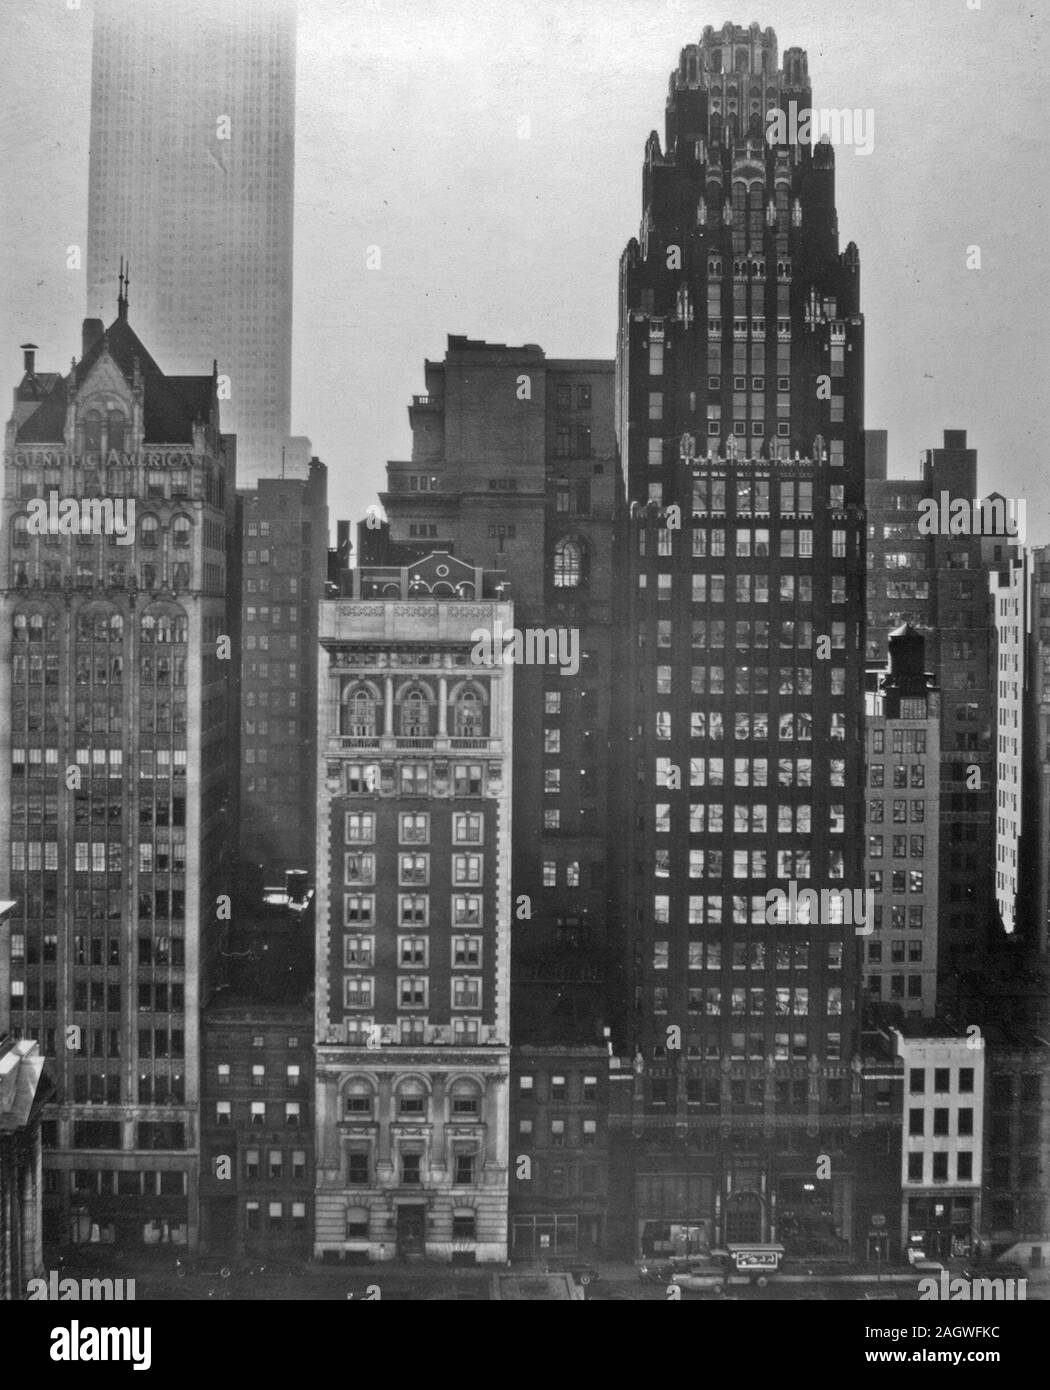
612;23;869;1255
86;0;296;484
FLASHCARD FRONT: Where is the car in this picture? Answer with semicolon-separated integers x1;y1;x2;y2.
175;1256;232;1279
545;1261;600;1287
671;1262;727;1294
637;1259;675;1284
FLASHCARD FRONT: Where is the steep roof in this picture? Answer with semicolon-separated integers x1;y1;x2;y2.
16;315;214;446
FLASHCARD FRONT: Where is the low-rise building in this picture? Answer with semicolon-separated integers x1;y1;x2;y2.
894;1023;984;1261
509;1045;609;1259
0;1032;51;1299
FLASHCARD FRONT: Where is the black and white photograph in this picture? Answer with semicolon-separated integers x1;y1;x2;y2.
1;0;1047;1358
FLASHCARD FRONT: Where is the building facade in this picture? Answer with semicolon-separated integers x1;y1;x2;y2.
610;22;867;1254
239;461;329;880
369;338;620;1254
989;556;1027;938
865;431;1000;995
982;1034;1050;1267
313;552;513;1262
895;1026;984;1262
509;1046;610;1259
0;1034;50;1300
863;627;941;1017
1;304;236;1250
199;1001;313;1258
87;0;296;481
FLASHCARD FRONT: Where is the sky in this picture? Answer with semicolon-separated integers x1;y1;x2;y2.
1;0;1047;543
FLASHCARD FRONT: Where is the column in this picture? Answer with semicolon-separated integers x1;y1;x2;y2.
437;677;448;737
383;676;394;737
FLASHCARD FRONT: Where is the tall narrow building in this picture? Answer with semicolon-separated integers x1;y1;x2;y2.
313;552;513;1262
612;23;868;1255
1;299;236;1250
238;460;329;881
87;0;296;483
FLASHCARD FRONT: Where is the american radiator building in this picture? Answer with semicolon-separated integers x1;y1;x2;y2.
611;23;871;1256
313;552;512;1262
0;300;236;1248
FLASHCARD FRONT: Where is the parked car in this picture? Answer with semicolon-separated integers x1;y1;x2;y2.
175;1256;232;1279
671;1261;726;1294
545;1261;600;1287
637;1259;675;1284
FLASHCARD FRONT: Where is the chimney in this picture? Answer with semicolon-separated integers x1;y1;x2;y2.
20;343;37;377
82;318;104;359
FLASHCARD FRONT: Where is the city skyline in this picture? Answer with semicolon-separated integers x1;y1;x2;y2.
0;0;1046;539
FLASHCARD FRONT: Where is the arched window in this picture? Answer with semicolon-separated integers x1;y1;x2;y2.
397;1078;427;1117
172;516;191;549
107;410;126;453
344;688;376;738
83;410;103;452
13;613;28;641
400;689;429;737
449;1078;481;1118
453;689;482;738
344;1079;374;1118
553;536;583;588
140;516;159;549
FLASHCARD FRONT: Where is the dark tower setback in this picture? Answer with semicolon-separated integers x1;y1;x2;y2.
612;22;870;1258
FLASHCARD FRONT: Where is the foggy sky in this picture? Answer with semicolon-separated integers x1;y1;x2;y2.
1;0;1046;542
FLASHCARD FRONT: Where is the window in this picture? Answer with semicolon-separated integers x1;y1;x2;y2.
250;1102;265;1127
454;1151;476;1185
553;537;583;588
216;1101;231;1125
908;1108;924;1136
285;1103;301;1127
402;1152;422;1185
908;1153;923;1182
399;812;429;844
348;1151;369;1185
932;1153;948;1183
344;1082;373;1118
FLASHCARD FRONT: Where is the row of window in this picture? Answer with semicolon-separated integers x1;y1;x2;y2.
340;1018;483;1044
215;1102;303;1126
214;1064;302;1087
652;987;842;1016
652;848;859;880
344;894;483;927
867;940;925;963
653;711;851;745
343;1150;477;1187
648;941;843;970
245;1200;308;1231
241;1148;309;1180
345;812;482;845
651;666;847;695
657;756;841;788
343;977;483;1010
344;854;484;887
654;803;835;833
12;514;193;547
906;1152;975;1183
340;687;486;739
644;620;854;649
344;936;480;968
642;574;850;603
342;763;486;796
